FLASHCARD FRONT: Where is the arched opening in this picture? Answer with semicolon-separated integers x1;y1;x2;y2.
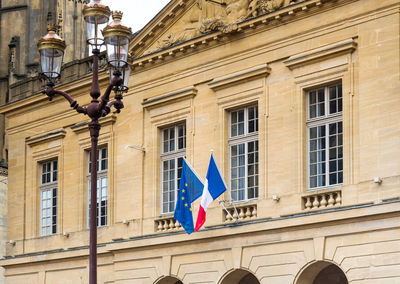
296;261;348;284
154;276;183;284
220;269;260;284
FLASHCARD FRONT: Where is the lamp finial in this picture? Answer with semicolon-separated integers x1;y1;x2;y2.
112;11;123;21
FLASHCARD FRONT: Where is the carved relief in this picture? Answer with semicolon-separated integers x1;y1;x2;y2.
248;0;298;17
152;0;298;52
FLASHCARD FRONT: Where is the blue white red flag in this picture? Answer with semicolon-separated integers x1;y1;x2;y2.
174;158;203;234
195;154;227;231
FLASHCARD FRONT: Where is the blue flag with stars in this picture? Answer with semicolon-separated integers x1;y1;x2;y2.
174;158;204;234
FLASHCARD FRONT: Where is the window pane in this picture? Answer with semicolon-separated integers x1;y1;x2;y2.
231;109;245;137
248;106;258;134
247;140;258;199
178;124;186;150
309;91;316;104
238;123;244;136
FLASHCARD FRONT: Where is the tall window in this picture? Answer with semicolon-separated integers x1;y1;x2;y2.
307;83;343;189
40;160;58;236
88;147;108;227
229;105;259;202
161;123;186;214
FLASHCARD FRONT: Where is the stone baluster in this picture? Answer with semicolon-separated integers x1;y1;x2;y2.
245;207;251;218
233;210;238;221
320;194;328;207
335;192;342;205
305;197;312;209
226;210;233;222
158;220;163;231
328;193;335;207
239;208;245;219
252;206;257;217
312;196;320;209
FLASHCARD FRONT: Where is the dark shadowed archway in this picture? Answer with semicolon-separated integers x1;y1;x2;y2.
154;276;183;284
220;269;260;284
296;261;348;284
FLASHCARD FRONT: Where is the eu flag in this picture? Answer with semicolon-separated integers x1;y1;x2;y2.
174;158;203;234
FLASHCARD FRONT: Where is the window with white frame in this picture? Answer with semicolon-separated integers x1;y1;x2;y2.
161;123;186;214
229;105;259;202
307;83;343;189
40;160;58;236
87;147;108;227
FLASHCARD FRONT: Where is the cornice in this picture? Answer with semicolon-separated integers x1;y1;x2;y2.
26;128;66;146
0;5;28;13
142;86;197;108
208;64;270;91
284;38;358;69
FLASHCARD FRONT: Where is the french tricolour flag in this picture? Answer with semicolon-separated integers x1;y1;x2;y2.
195;154;227;231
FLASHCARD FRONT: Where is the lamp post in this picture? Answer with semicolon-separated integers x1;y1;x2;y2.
37;1;132;283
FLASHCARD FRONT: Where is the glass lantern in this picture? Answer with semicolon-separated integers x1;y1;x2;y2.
37;25;66;84
102;11;132;93
83;0;111;49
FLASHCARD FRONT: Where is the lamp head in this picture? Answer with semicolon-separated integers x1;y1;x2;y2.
37;25;66;84
83;0;111;49
103;11;133;94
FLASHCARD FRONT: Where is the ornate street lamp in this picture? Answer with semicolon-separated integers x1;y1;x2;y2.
38;1;132;283
37;25;66;84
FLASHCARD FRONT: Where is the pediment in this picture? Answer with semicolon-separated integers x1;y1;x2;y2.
129;0;301;58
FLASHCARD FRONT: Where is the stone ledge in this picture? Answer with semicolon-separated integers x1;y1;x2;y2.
284;38;357;69
208;64;270;91
26;128;66;146
142;86;197;108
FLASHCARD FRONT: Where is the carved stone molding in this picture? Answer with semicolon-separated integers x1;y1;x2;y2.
208;64;271;90
142;86;197;108
284;38;358;69
26;128;66;146
154;0;300;51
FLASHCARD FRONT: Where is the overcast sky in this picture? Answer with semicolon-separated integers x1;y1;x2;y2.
102;0;171;33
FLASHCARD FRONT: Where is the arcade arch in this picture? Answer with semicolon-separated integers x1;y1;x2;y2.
295;261;348;284
154;276;183;284
219;269;260;284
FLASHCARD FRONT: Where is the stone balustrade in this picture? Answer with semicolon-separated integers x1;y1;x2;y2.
302;190;342;210
155;217;181;232
224;204;257;222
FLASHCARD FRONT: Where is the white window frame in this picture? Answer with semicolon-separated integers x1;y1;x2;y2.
306;83;343;190
160;123;186;215
40;160;58;236
87;147;108;227
228;105;259;202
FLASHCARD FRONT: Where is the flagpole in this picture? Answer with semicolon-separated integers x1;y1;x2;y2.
217;198;237;223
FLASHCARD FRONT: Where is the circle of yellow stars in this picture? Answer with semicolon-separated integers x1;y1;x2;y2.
181;183;192;211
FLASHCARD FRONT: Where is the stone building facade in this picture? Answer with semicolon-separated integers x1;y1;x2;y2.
0;1;88;283
0;0;399;283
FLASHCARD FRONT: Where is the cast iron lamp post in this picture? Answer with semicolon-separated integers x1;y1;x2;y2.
37;1;132;283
